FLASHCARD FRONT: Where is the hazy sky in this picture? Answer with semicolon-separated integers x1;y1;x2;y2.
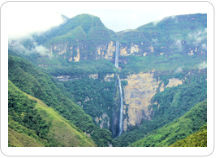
4;1;208;39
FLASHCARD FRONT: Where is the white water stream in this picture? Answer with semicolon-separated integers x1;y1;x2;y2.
115;41;124;136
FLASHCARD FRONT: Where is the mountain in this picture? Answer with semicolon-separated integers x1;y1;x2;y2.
130;100;207;147
8;13;207;147
9;13;206;74
112;70;206;146
35;14;115;44
8;55;112;146
118;13;206;56
170;124;207;147
8;80;95;147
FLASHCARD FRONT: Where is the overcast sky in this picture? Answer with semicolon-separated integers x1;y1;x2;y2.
4;1;208;39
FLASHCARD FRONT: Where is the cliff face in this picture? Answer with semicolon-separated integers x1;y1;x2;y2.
122;72;183;131
49;41;116;62
49;41;160;62
123;72;160;127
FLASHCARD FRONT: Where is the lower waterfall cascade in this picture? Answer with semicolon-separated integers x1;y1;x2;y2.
114;41;124;136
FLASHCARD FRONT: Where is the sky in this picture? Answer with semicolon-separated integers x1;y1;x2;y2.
4;1;208;39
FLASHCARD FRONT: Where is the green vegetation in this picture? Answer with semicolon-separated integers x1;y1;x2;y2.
8;117;46;147
62;78;116;124
48;59;116;76
8;13;207;147
131;100;207;147
113;71;207;146
120;54;205;75
28;94;95;147
118;14;206;60
8;55;112;146
8;80;95;147
170;124;207;147
8;80;49;140
51;26;87;43
8;127;44;147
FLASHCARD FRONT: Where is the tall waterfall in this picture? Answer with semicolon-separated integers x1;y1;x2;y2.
115;41;119;68
115;41;124;136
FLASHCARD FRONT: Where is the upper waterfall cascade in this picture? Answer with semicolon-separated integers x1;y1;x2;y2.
115;41;119;68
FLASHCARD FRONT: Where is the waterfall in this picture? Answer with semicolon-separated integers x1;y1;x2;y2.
115;41;119;68
117;75;124;136
115;41;124;136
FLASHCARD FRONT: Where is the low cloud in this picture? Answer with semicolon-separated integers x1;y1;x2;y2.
175;39;182;51
34;45;50;56
152;20;160;26
175;67;183;73
9;40;30;54
9;37;51;57
198;61;207;70
201;43;207;50
188;28;207;45
170;15;178;23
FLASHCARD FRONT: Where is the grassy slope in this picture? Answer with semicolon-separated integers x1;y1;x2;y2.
170;124;207;147
8;118;45;147
8;128;43;147
8;80;95;147
27;94;95;147
131;100;207;147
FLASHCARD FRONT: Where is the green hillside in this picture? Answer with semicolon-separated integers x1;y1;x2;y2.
8;55;112;146
8;80;95;147
28;94;95;147
34;14;116;45
131;100;207;147
8;120;45;147
170;124;207;147
120;54;205;75
51;26;87;43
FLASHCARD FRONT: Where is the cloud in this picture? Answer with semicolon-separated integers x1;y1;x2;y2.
175;67;183;73
152;38;158;43
9;37;51;57
188;28;207;45
152;20;160;26
8;40;30;54
201;43;207;50
175;39;182;50
198;61;207;70
170;15;178;23
6;2;207;39
34;45;50;56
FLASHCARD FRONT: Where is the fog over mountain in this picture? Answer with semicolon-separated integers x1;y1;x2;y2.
6;2;207;38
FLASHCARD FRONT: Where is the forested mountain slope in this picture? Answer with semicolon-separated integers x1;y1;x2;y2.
170;124;207;147
131;100;207;147
9;80;95;146
8;55;112;146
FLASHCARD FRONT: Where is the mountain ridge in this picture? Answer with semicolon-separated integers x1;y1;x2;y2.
9;13;207;64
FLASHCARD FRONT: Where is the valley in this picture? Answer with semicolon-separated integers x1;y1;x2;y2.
8;13;207;147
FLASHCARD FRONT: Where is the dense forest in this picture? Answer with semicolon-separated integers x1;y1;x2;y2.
8;13;207;147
